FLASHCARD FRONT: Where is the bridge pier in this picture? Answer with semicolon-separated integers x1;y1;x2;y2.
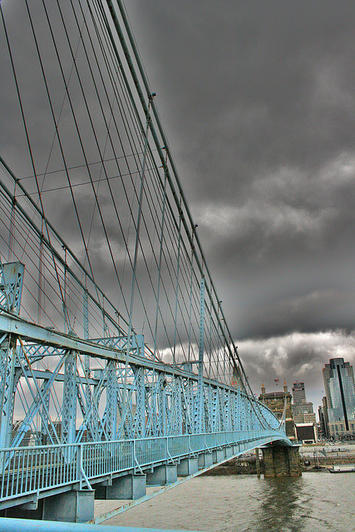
42;489;94;523
262;445;301;478
147;464;177;486
198;452;213;468
224;446;233;459
95;474;146;500
177;457;199;476
212;449;224;463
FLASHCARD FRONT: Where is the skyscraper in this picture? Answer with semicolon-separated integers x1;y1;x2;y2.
292;382;306;404
318;396;329;439
322;358;355;438
292;381;315;424
292;381;317;442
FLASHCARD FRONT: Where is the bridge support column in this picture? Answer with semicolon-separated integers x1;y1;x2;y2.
198;452;213;468
255;448;261;478
212;449;224;464
232;443;240;456
177;457;198;476
95;474;146;500
224;446;233;459
147;464;177;486
262;445;301;478
42;489;94;522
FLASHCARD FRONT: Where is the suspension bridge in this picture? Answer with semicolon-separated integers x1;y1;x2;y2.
0;0;296;524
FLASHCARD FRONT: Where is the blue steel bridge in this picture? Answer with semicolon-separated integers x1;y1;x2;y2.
0;0;291;523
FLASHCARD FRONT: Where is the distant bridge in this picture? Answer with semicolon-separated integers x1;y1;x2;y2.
0;0;292;522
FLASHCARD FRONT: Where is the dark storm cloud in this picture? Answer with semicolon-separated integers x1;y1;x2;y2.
127;1;355;200
239;330;355;405
2;1;355;405
125;1;355;401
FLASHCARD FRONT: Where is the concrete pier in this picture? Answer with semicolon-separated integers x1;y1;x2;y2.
262;445;301;478
95;474;146;500
177;457;199;476
224;446;233;459
255;448;261;478
212;449;224;464
42;489;94;522
147;464;177;486
198;452;213;468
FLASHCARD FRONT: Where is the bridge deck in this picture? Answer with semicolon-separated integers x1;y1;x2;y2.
0;430;288;511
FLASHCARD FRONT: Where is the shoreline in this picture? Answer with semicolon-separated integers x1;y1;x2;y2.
202;449;355;476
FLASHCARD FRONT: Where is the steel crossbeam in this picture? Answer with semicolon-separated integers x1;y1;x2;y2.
0;313;265;397
62;351;77;446
0;335;17;451
0;263;24;316
105;360;118;440
0;312;282;442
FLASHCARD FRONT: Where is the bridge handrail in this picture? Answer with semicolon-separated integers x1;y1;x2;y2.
0;430;290;504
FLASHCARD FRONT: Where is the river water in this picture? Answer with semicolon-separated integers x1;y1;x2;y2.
97;473;354;531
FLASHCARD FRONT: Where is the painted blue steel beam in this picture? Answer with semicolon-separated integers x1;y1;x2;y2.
0;518;200;532
0;263;24;453
0;262;24;315
0;312;268;398
0;311;282;445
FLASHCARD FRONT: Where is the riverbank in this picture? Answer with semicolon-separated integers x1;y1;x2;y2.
202;446;355;475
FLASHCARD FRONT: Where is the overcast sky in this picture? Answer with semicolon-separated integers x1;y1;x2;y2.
123;0;355;405
1;1;355;409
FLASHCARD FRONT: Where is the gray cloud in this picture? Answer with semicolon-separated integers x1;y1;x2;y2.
2;1;355;407
239;329;355;405
124;1;355;402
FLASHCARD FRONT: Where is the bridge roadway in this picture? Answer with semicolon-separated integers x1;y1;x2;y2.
0;430;289;513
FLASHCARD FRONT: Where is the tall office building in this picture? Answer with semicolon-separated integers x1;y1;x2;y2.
322;358;355;438
318;396;329;439
292;381;316;424
292;382;306;404
292;381;317;442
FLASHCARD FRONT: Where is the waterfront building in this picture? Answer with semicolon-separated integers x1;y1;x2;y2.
259;382;296;440
295;423;317;444
322;358;355;438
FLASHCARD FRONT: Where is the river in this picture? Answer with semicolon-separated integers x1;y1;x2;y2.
96;472;354;531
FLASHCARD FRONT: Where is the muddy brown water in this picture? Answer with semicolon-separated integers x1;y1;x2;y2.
96;472;354;531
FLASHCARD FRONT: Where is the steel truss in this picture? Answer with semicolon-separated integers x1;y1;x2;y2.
0;241;289;511
0;262;282;454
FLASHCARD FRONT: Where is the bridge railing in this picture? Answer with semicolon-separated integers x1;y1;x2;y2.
0;430;288;506
0;443;79;502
